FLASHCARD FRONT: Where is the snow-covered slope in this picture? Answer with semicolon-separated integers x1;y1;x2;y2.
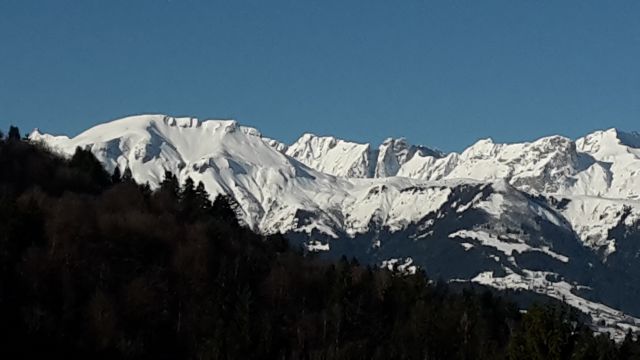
30;114;640;339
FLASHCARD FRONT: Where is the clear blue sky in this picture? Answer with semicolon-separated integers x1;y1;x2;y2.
1;0;638;151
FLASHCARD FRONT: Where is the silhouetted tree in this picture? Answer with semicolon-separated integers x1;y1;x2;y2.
160;170;180;197
182;177;196;200
111;167;122;184
69;146;110;189
122;166;133;182
212;194;239;225
179;177;198;219
7;125;20;141
195;181;212;213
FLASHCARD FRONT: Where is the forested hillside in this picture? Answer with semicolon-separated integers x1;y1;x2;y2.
0;128;638;359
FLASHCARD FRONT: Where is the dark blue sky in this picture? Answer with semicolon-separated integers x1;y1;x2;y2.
1;0;638;151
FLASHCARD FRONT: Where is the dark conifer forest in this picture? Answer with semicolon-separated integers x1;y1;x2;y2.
1;129;640;359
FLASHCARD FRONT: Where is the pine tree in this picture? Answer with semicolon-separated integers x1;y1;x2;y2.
212;195;239;225
111;167;122;184
7;126;20;141
181;177;196;201
160;170;180;198
140;182;152;197
122;166;133;182
70;146;110;188
195;181;212;213
179;177;197;219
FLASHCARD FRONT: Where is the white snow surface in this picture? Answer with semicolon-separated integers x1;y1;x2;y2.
449;230;569;262
381;257;417;275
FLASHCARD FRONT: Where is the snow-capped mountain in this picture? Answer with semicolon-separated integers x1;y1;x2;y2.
30;115;453;237
30;114;640;339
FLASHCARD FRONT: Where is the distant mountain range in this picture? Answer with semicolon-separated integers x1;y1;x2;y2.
30;114;640;339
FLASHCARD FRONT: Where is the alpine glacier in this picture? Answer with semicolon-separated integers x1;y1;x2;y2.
30;114;640;339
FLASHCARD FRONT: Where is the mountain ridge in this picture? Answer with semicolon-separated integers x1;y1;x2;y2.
29;114;640;339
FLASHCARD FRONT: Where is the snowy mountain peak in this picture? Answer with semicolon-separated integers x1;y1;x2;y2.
286;133;372;178
577;128;640;159
460;138;498;160
376;137;417;177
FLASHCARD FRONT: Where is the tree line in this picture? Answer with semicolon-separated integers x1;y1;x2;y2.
0;127;639;359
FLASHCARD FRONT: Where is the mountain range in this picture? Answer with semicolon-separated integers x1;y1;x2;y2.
29;114;640;340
